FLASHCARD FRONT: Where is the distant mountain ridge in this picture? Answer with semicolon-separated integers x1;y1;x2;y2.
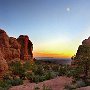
36;57;71;65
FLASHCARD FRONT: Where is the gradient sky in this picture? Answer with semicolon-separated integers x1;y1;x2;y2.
0;0;90;58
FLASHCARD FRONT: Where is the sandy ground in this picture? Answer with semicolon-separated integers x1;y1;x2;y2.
9;76;72;90
9;76;90;90
77;86;90;90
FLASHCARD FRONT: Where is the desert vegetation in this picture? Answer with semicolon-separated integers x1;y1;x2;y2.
0;59;69;90
0;58;90;90
0;56;90;90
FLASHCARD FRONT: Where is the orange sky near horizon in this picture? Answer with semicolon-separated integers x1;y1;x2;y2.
33;52;72;58
33;37;81;58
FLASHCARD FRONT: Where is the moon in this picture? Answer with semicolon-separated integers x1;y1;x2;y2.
66;8;70;12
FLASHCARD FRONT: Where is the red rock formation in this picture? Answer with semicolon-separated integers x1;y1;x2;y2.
0;29;33;61
0;29;21;61
0;29;33;78
82;37;90;46
17;35;33;60
0;29;10;48
71;37;90;66
0;49;8;78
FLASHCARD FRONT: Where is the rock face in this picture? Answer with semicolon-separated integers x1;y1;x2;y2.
0;50;8;78
76;37;90;56
0;30;20;61
0;29;33;77
17;35;33;60
82;37;90;46
72;37;90;65
0;29;33;61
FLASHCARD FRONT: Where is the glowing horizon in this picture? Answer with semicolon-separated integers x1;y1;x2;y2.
0;0;90;58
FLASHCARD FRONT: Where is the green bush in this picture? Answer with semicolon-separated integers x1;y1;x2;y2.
43;65;51;71
43;84;52;90
76;80;86;88
33;75;40;83
23;61;33;70
34;86;40;90
34;84;52;90
67;67;81;80
3;74;10;80
0;80;11;90
44;71;56;80
58;66;67;76
10;61;26;79
26;72;34;82
32;65;44;76
39;75;46;82
51;64;59;72
11;78;23;86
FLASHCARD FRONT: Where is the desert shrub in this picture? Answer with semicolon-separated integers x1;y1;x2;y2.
43;65;50;71
34;86;40;90
76;80;86;88
32;65;44;76
26;72;44;83
58;66;67;76
0;80;11;90
11;78;23;86
23;61;31;70
26;71;57;83
34;84;52;90
67;67;82;81
33;75;50;83
23;61;36;71
51;64;59;72
44;71;56;80
85;81;90;86
32;75;40;83
42;84;52;90
3;74;11;80
10;61;26;79
26;72;34;82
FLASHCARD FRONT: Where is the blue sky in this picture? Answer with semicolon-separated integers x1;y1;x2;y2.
0;0;90;58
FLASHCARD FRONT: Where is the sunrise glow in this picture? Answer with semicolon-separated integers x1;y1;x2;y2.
0;0;90;58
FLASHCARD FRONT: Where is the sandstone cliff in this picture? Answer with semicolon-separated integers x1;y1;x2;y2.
0;29;33;77
72;37;90;65
17;35;33;60
76;37;90;57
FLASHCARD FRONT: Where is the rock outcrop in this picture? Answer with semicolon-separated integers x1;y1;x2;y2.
0;29;33;78
72;37;90;65
17;35;33;60
82;37;90;46
0;50;8;78
76;37;90;56
0;30;21;61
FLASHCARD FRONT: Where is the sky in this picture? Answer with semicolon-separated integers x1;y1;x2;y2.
0;0;90;58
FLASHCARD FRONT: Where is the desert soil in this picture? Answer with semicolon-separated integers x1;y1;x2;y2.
9;76;90;90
